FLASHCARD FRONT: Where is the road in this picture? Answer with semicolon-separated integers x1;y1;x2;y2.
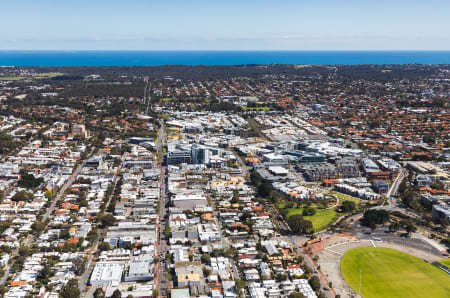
43;160;86;222
154;122;168;297
232;151;249;177
268;203;291;234
79;152;128;294
291;241;334;298
143;76;152;115
387;169;407;206
349;224;444;257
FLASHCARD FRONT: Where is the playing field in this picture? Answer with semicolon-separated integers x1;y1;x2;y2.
287;208;336;232
341;247;450;298
439;259;450;267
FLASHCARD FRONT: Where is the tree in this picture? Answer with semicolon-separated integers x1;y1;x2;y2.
402;221;417;235
361;209;389;229
99;214;117;227
441;238;450;250
94;288;105;298
201;253;211;264
164;225;171;237
389;222;400;232
60;279;80;298
44;190;53;199
422;134;434;144
202;267;211;276
38;263;52;283
250;171;262;186
288;292;306;298
258;182;272;198
235;278;246;295
231;189;240;204
111;289;122;298
12;190;34;202
430;181;445;191
72;257;87;275
309;276;321;292
18;173;44;188
288;214;314;234
340;201;356;213
302;207;316;216
98;242;111;252
0;132;21;155
31;221;46;233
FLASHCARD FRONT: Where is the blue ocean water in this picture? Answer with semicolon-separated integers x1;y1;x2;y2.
0;51;449;66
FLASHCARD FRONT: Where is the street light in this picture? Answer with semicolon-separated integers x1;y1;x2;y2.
359;268;362;297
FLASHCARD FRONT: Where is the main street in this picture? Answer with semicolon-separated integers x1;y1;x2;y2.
80;152;128;295
387;168;407;206
154;122;168;297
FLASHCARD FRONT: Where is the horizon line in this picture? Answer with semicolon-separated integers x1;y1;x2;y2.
1;49;450;52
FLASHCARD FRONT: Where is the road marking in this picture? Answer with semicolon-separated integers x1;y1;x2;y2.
325;248;343;256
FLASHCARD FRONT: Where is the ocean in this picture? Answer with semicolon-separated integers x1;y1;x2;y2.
0;51;449;67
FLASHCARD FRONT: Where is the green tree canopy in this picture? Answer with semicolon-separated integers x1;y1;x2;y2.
302;207;316;216
60;279;80;298
288;214;314;234
18;173;44;188
288;292;306;298
99;214;117;227
111;289;121;298
340;200;356;213
12;190;34;202
361;209;390;229
94;288;105;298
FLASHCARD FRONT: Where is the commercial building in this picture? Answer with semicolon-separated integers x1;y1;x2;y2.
361;158;380;174
90;262;124;286
284;151;326;163
123;260;154;282
299;163;337;182
336;157;360;178
432;204;450;221
167;150;192;165
172;193;208;209
372;180;389;194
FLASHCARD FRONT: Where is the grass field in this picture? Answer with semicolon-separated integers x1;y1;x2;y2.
439;259;450;267
341;247;450;298
160;97;177;102
0;76;25;81
287;208;336;232
242;106;272;111
330;191;362;206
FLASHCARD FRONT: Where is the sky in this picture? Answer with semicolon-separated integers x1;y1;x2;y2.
0;0;449;50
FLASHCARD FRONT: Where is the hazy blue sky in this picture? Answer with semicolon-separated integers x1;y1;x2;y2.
1;0;449;50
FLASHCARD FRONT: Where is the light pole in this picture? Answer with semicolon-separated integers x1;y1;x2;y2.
359;268;362;297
